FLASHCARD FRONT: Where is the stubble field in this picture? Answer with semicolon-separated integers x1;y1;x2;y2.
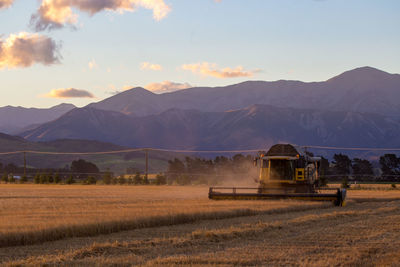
0;184;400;266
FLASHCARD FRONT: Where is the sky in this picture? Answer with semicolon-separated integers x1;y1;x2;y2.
0;0;399;108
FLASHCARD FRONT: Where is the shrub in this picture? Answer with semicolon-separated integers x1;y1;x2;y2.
133;172;142;185
8;176;16;183
118;176;126;185
34;173;40;184
54;173;61;184
39;174;47;184
66;175;75;184
103;172;112;185
155;174;167;185
1;173;8;183
48;174;54;183
85;176;97;185
392;183;397;189
20;175;28;184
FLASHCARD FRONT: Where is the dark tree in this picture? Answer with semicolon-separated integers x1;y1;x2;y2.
352;158;374;181
379;154;400;181
167;158;185;174
71;159;99;176
4;163;17;173
332;154;352;178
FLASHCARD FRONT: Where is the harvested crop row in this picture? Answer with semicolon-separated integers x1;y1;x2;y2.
5;200;400;266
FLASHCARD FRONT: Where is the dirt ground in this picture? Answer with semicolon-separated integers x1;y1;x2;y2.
0;186;400;266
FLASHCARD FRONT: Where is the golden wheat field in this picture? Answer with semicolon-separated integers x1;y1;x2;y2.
0;184;400;266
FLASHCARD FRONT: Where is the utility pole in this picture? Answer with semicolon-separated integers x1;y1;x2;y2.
23;151;26;177
145;149;149;179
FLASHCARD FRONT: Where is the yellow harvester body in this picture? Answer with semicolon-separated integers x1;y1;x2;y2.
209;144;346;206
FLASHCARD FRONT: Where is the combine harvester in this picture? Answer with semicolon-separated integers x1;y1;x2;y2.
209;144;347;206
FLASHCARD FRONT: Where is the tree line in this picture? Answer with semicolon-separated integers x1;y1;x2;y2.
321;153;400;182
166;153;400;185
1;153;400;185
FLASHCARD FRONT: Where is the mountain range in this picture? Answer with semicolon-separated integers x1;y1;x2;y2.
20;104;400;151
2;66;400;157
0;103;76;134
88;67;400;117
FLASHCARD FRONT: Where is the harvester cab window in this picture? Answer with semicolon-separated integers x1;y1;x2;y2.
269;160;293;181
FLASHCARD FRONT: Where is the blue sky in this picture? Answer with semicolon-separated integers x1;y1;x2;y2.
0;0;399;108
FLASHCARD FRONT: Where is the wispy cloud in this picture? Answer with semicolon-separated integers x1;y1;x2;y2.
88;59;97;70
0;32;61;69
30;0;171;31
0;0;13;9
145;81;191;93
182;62;259;78
45;88;95;98
140;62;162;71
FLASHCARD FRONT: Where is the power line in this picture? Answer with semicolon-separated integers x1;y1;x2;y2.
0;148;262;155
0;145;400;156
303;145;400;151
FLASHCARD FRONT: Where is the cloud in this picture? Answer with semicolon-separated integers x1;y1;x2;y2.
31;0;171;31
140;61;162;71
0;32;61;69
182;62;259;78
145;81;192;93
88;59;97;69
0;0;13;9
45;88;95;98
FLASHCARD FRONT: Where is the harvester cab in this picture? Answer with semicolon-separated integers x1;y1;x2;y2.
255;144;321;193
209;144;347;206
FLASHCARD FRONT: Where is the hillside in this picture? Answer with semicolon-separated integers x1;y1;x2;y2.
0;103;76;134
21;105;400;151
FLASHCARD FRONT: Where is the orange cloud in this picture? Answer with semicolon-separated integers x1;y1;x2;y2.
0;0;13;9
140;62;162;71
45;88;95;98
0;32;60;69
182;62;259;78
88;59;97;70
145;81;191;93
31;0;171;31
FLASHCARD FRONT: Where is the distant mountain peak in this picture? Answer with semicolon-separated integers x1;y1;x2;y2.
50;103;76;110
327;66;393;83
123;87;155;96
